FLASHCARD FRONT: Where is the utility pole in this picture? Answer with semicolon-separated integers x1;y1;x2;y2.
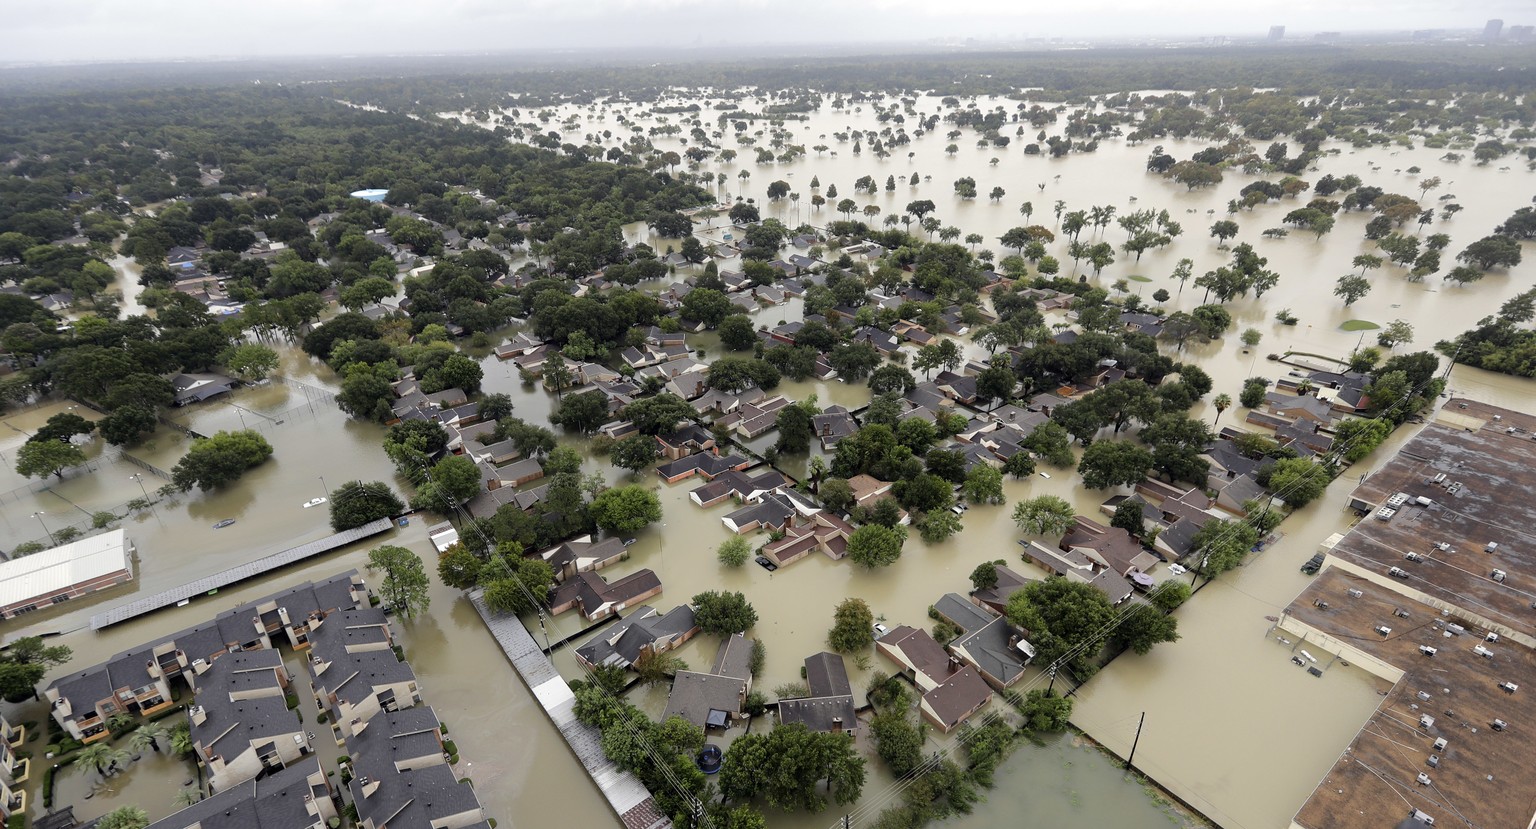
1125;711;1145;772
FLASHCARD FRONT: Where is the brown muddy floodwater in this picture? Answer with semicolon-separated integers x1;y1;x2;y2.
5;89;1532;829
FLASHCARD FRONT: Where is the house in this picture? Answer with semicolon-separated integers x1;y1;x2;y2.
812;406;858;449
483;457;545;490
656;452;752;484
549;570;663;622
1214;473;1268;518
690;468;787;508
663;671;746;730
692;385;763;417
853;326;901;357
778;652;858;735
347;706;489;829
656;424;716;460
1019;541;1135;606
45;574;367;743
933;593;995;634
722;492;798;534
949;617;1034;690
144;757;337;829
760;511;856;567
472;438;520;466
306;609;420;738
717;395;792;439
662;633;755;730
920;666;993;732
540;535;628;581
875;626;954;692
189;649;312;793
494;332;545;360
169;372;236;407
575;605;700;670
971;565;1034;615
933;371;978;405
1061;517;1161;580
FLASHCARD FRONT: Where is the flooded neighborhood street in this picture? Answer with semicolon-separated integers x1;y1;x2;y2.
4;81;1532;829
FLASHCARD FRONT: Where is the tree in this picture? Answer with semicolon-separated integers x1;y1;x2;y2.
170;429;273;492
1189;519;1259;579
1111;604;1180;655
1268;457;1330;507
219;343;281;381
1377;319;1414;349
1169;161;1223;190
1332;417;1393;463
962;464;1006;505
590;484;663;534
1110;500;1144;539
96;806;150;829
1212;393;1233;425
1334;274;1371;307
819;478;855;513
718;314;757;351
15;439;85;480
412;454;481;512
478;392;514;422
552;389;609;434
1240;379;1268;409
1457;235;1522;271
1013;494;1077;537
1077;440;1153;490
97;404;158;447
871;711;925;777
1210;220;1239;245
828;342;880;381
718;536;752;568
437;544;484;590
328;480;404;531
775;403;814;454
828;598;875;652
367;545;430;618
130;722;169;754
624;393;695;435
1150;581;1192;612
634;649;689;687
1004;577;1116;678
719;723;865;812
974;362;1016;410
692;591;759;635
612;435;660;476
847;524;905;569
0;635;71;701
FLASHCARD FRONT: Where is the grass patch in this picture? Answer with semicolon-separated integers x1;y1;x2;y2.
1126;274;1153;282
1340;320;1381;331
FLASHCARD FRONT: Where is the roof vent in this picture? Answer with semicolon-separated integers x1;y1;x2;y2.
1394;608;1410;619
1409;808;1436;825
1486;632;1500;643
1388;567;1410;579
1434;542;1450;551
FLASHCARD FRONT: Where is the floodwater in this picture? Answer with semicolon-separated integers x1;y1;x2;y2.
4;89;1532;829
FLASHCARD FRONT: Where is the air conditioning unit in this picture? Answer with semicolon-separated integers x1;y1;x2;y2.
1486;632;1500;643
1419;645;1438;657
1491;719;1507;731
1474;645;1494;659
1347;589;1364;598
1405;552;1424;562
1499;682;1518;694
1376;625;1393;637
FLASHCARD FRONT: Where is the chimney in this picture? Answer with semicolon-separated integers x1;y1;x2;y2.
359;776;381;799
948;656;962;675
1008;635;1019;649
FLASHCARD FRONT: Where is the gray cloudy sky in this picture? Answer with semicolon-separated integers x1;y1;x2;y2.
5;0;1529;64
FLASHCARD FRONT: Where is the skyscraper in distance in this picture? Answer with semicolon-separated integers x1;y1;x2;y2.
1483;19;1504;39
1268;25;1286;41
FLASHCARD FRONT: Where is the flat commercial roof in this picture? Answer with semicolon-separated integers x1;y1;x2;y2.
0;529;131;607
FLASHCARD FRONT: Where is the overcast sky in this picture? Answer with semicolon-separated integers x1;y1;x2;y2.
5;0;1530;64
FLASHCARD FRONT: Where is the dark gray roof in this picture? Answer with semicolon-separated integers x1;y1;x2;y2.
777;694;857;733
661;670;744;729
950;617;1030;685
146;757;328;829
933;593;994;634
346;705;444;767
350;747;483;829
191;649;294;763
575;605;697;668
803;652;852;698
711;633;754;681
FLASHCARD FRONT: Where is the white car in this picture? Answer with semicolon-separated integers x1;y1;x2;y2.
873;623;889;636
303;497;328;509
1167;563;1187;575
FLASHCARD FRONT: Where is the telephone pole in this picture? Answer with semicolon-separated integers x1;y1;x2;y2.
1126;712;1146;772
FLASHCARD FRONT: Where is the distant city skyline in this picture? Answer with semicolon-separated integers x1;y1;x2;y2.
3;0;1532;65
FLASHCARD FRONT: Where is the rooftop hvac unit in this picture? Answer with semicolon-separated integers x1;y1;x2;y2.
1376;507;1398;521
1395;608;1411;619
1434;542;1451;552
1388;493;1409;507
1446;624;1466;635
1474;645;1494;658
1432;737;1448;751
1427;755;1439;768
1417;772;1432;786
1409;808;1436;826
1416;496;1434;507
1417;690;1432;701
1486;632;1500;643
1432;473;1446;483
1491;719;1507;731
1377;625;1393;637
1419;714;1435;729
1347;589;1363;598
1492;569;1507;583
1419;645;1438;656
1499;682;1518;694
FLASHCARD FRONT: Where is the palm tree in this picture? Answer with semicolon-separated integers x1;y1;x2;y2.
97;805;150;829
174;787;203;807
77;743;130;779
169;721;194;759
131;722;169;754
1212;394;1232;426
